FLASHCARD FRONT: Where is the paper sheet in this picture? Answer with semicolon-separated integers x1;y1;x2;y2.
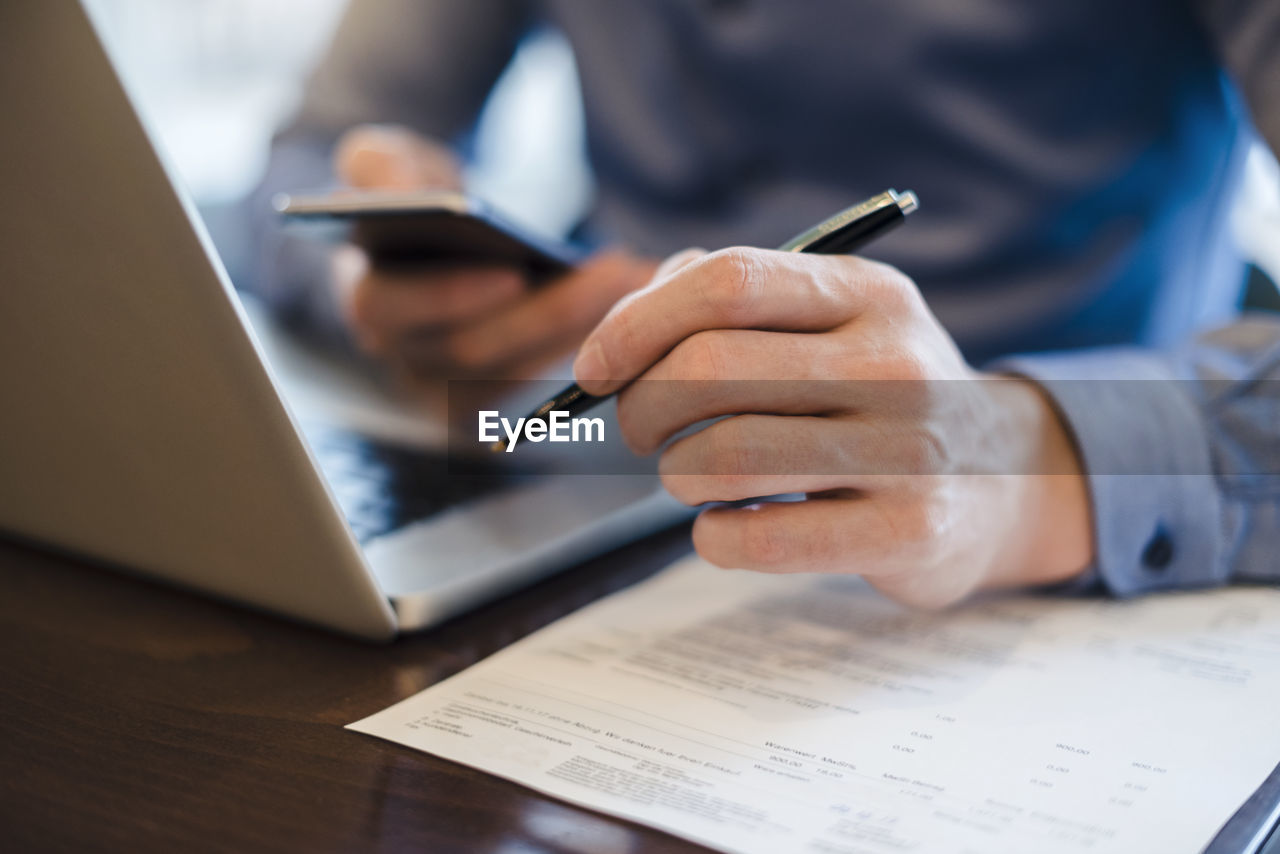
349;558;1280;854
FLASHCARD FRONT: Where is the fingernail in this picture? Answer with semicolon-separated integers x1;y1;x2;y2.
573;340;609;386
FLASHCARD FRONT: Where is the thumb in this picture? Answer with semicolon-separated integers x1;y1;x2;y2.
334;124;462;191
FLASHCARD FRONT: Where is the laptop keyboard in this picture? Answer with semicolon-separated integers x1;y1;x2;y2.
301;422;540;543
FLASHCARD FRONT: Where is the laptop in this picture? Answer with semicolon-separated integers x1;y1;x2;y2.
0;1;689;640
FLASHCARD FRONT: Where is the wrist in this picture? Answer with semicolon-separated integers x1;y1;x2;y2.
985;377;1095;589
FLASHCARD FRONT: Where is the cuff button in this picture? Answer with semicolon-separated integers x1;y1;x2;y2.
1142;528;1174;571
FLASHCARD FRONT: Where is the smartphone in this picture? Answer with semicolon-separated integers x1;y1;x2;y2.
275;190;582;284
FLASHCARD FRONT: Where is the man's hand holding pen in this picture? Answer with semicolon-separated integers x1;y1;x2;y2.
572;247;1096;607
325;153;1098;607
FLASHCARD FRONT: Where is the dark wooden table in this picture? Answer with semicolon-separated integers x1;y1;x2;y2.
0;525;709;853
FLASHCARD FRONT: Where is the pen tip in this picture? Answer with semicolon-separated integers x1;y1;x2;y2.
490;439;507;454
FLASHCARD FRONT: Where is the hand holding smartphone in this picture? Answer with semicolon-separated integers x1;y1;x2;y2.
274;124;655;392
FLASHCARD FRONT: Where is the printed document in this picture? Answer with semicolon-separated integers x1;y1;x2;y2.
350;557;1280;853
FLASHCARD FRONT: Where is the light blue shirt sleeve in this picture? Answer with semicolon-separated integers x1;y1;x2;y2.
994;316;1280;595
994;0;1280;597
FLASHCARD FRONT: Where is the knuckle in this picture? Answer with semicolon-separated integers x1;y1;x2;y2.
898;426;951;475
864;261;917;309
659;418;763;503
895;380;936;416
706;417;760;477
671;331;733;383
893;493;951;552
802;338;845;383
878;348;932;383
698;247;764;324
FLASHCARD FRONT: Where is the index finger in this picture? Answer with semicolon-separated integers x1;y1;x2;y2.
572;247;894;395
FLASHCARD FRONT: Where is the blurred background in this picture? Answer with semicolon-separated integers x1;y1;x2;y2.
84;0;1279;307
83;0;595;292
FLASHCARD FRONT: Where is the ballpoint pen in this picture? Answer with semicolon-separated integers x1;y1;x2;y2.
491;188;919;452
